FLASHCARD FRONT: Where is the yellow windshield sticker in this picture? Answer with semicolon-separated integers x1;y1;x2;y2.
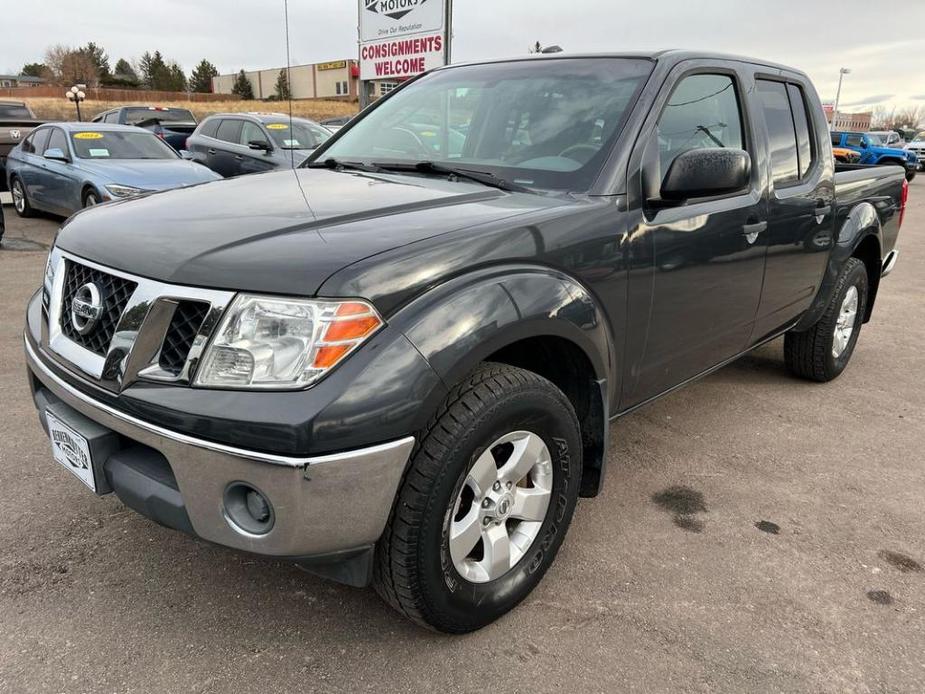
266;123;288;130
73;132;104;140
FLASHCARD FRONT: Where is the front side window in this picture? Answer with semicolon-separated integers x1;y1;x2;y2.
240;121;266;146
845;134;863;147
319;58;653;191
69;130;179;159
657;73;744;183
28;128;50;155
45;128;68;155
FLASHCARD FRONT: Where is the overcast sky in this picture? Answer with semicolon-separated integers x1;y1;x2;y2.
5;0;924;112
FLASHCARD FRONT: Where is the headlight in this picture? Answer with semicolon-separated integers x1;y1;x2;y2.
194;295;383;389
105;184;148;199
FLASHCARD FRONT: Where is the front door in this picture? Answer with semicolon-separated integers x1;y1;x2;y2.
623;67;769;407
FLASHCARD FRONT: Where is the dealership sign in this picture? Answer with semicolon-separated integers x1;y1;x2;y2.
359;0;449;80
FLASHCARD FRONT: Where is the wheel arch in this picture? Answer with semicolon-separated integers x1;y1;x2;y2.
794;202;882;331
393;265;615;497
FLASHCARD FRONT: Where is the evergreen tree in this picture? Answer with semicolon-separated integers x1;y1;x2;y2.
274;69;291;101
231;70;254;100
189;59;218;93
167;62;188;91
81;42;110;78
20;62;46;78
113;58;138;81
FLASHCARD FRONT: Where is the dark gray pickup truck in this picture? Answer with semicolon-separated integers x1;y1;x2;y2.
0;100;42;192
24;51;907;632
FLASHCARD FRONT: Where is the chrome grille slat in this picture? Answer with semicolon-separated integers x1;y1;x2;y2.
159;301;210;376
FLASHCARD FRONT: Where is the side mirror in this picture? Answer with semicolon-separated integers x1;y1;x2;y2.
660;148;750;202
43;148;69;162
178;149;195;160
248;140;272;152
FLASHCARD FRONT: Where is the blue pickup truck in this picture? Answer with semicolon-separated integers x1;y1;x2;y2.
832;131;918;181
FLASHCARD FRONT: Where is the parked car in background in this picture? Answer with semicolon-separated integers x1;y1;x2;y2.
0;100;43;191
0;196;5;245
867;130;905;148
91;106;199;152
832;146;861;164
319;115;354;132
832;131;918;181
186;113;332;177
905;136;925;171
6;123;220;217
24;51;908;633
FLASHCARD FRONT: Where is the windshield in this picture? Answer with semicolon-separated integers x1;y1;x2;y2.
70;130;179;160
124;107;196;125
866;133;887;145
265;120;331;149
314;58;653;191
0;103;32;119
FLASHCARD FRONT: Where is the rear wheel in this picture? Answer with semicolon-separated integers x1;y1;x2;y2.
374;363;582;632
784;258;868;382
10;177;34;218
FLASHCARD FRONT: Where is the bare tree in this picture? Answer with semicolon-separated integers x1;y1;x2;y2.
43;44;100;86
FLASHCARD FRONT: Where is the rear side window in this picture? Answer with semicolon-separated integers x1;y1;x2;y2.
831;132;842;147
657;73;745;180
46;128;68;155
216;119;243;144
756;80;799;185
104;112;120;123
787;84;814;178
28;128;50;155
199;118;220;138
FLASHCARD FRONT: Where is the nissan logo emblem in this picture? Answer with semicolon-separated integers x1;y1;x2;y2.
71;282;104;335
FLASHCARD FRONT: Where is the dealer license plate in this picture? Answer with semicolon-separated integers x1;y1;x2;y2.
46;410;97;492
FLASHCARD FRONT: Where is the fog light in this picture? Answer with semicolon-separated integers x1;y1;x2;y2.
223;482;275;535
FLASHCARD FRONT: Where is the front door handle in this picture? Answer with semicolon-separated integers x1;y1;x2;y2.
815;201;832;218
234;155;243;161
742;220;767;244
207;148;216;155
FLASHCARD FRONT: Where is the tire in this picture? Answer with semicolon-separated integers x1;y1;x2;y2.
374;362;582;633
10;177;34;218
784;258;868;382
82;189;100;208
906;170;916;183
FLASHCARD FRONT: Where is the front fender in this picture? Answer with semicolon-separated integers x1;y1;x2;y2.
793;201;882;331
391;264;614;393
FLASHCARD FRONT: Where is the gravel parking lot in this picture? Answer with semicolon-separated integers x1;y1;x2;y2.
1;183;923;694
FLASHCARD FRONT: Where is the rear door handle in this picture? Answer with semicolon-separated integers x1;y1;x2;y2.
207;148;216;155
234;155;243;161
742;220;767;243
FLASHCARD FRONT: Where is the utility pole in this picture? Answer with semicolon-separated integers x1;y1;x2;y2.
831;67;850;130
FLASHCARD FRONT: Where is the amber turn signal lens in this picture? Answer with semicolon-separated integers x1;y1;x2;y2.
313;344;351;369
324;315;381;342
335;302;371;317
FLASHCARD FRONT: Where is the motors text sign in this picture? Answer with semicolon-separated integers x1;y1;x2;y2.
359;0;448;80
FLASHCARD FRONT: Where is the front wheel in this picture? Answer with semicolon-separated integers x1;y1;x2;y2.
82;189;100;208
374;363;582;632
784;257;868;382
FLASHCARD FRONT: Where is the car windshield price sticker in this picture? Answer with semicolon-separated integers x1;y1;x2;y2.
267;123;288;130
73;132;104;140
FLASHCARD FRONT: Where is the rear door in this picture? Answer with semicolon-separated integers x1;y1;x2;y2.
210;119;243;177
752;77;833;338
623;62;769;406
18;127;50;199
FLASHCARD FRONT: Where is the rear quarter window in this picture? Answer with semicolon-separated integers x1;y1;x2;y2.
199;119;220;138
756;80;799;185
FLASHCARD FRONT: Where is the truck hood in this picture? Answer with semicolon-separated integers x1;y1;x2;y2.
55;168;564;296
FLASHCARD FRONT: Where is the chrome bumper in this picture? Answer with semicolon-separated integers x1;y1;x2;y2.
25;336;414;558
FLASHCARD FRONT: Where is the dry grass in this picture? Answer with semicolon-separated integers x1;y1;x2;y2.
21;97;358;123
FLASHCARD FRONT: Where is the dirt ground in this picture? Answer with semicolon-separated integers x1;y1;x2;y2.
0;180;923;694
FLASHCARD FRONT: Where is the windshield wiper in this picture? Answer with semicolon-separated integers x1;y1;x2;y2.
374;161;531;193
306;157;382;173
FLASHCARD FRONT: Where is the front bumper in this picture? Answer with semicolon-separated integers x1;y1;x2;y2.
25;335;414;582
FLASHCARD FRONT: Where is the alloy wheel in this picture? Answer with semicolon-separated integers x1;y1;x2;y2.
833;285;858;358
449;430;553;583
12;180;25;213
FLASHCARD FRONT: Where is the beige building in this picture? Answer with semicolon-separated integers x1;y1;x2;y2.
213;59;358;100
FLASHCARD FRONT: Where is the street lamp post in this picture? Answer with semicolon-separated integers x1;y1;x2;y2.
66;85;86;122
831;67;850;130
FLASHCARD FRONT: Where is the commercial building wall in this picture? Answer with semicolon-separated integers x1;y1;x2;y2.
213;60;357;100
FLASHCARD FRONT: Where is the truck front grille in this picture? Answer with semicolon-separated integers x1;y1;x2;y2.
46;250;234;392
60;260;137;356
159;301;210;376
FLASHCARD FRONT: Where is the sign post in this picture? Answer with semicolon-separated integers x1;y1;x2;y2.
358;0;452;109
